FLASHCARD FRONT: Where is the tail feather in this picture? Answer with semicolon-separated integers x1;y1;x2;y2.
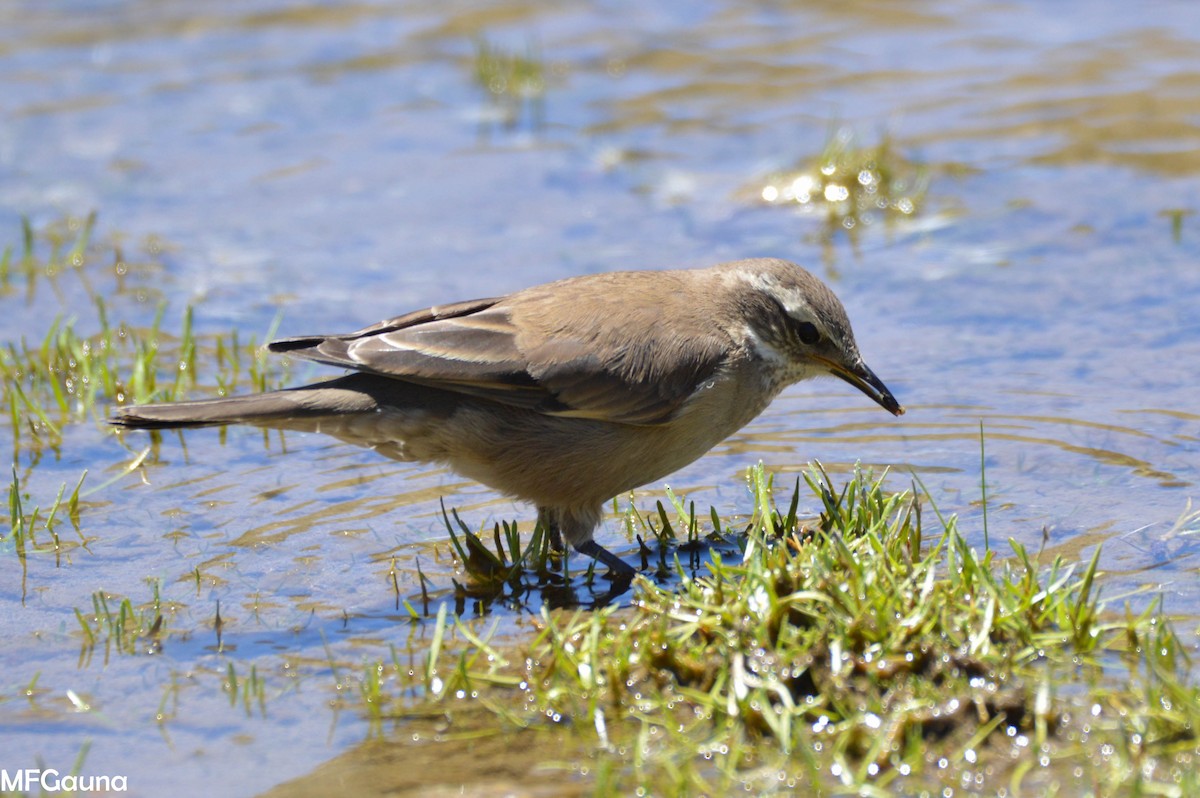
110;393;311;429
109;374;392;430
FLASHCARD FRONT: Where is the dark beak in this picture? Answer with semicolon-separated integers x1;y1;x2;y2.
820;357;905;416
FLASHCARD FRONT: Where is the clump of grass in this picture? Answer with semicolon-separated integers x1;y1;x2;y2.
439;485;754;611
472;38;547;132
323;604;469;738
753;130;928;220
0;213;169;309
0;213;96;298
2;301;289;456
442;502;559;591
73;581;167;666
748;130;947;270
614;485;742;577
5;467;90;600
224;662;267;718
7;466;88;549
0;217;291;457
3;302;168;449
414;463;1198;794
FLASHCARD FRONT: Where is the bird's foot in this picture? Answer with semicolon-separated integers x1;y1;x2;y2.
575;540;636;579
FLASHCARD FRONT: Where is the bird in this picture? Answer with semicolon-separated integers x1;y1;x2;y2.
110;257;903;578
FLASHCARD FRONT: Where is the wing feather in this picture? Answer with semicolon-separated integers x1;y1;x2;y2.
267;271;733;425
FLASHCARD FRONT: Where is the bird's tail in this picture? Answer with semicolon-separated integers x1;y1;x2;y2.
110;392;314;429
109;375;388;430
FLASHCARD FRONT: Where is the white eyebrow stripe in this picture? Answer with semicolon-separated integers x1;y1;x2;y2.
743;325;788;365
725;268;820;326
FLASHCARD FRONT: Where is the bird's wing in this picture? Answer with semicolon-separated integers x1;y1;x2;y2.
268;288;730;426
268;297;506;369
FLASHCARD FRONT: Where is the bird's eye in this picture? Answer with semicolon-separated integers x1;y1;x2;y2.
794;321;821;346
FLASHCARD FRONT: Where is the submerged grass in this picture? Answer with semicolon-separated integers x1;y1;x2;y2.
351;462;1200;794
73;581;167;666
472;38;547;133
224;661;267;718
1;215;295;622
5;466;92;601
745;129;965;272
0;216;291;458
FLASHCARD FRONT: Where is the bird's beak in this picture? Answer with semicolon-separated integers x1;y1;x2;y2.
819;357;905;416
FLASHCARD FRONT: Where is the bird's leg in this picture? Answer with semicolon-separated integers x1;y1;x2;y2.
575;540;636;578
548;505;636;578
536;506;566;553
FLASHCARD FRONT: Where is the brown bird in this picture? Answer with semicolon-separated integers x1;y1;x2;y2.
111;258;903;577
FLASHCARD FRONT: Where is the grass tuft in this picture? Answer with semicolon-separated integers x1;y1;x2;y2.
414;462;1200;793
0;218;292;458
472;38;547;132
745;129;963;271
73;581;168;666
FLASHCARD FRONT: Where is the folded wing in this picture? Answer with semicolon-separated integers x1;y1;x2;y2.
268;285;730;426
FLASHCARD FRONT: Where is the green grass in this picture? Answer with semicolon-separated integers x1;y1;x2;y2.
224;661;267;718
439;482;751;606
753;130;930;217
0;216;295;624
0;216;291;458
472;38;547;131
1;301;289;456
1160;207;1195;244
337;462;1200;795
748;130;958;271
441;502;561;590
73;581;168;666
0;213;95;297
5;466;90;601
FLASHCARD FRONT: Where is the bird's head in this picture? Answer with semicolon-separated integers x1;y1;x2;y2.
724;259;904;417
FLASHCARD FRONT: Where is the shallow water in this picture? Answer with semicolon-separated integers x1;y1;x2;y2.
1;0;1199;795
